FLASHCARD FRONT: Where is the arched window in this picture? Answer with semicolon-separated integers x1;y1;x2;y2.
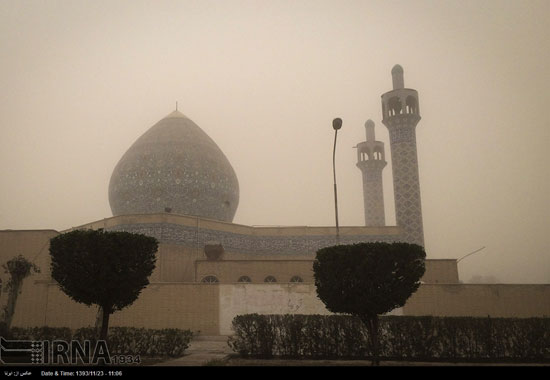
373;149;383;160
201;275;219;283
264;276;277;283
388;97;402;116
238;275;251;283
406;96;417;114
290;276;303;283
367;151;370;161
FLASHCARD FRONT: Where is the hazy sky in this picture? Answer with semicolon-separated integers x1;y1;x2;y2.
1;0;549;283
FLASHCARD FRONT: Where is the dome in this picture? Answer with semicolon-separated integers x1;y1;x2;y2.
365;119;375;129
391;64;405;90
108;110;239;222
391;64;404;74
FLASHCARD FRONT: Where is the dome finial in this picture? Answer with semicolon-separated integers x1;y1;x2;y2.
391;64;404;90
365;119;375;141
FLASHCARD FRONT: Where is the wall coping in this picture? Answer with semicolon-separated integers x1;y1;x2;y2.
0;229;59;234
63;213;403;237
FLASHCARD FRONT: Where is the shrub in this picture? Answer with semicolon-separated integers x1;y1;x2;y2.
228;314;370;359
2;326;194;358
314;243;426;364
9;326;72;342
49;229;158;341
229;314;550;362
228;314;276;358
73;327;194;357
0;321;9;338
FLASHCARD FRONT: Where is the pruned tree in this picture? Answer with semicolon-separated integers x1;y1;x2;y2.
313;242;426;365
49;229;158;341
2;255;40;328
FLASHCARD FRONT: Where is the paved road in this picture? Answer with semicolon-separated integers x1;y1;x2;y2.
153;336;232;366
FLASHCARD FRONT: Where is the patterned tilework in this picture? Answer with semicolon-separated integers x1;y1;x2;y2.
108;111;240;222
106;223;401;257
384;114;425;247
358;162;386;226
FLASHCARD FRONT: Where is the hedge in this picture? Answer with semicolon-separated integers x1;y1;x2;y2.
1;326;194;358
6;326;73;342
228;314;550;362
73;327;194;357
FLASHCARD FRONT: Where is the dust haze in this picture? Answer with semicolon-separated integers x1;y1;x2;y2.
1;0;549;284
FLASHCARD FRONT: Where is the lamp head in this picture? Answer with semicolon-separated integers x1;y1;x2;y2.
332;118;342;130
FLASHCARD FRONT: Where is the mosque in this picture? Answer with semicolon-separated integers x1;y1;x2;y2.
1;66;548;336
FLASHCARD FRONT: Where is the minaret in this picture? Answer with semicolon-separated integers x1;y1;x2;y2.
381;65;425;246
356;120;386;226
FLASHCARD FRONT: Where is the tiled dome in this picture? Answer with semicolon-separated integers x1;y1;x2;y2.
108;110;239;222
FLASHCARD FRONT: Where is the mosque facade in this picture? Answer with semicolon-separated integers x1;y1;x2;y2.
1;66;549;335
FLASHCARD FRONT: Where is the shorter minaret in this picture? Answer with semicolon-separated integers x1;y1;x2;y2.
356;120;387;226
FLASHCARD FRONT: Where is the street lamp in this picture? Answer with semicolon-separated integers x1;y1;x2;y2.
332;118;342;244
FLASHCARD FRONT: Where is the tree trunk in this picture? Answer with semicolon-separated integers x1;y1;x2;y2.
95;306;103;337
4;281;22;329
361;314;380;366
99;306;111;342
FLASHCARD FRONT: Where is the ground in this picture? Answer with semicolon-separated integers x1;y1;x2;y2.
222;357;548;366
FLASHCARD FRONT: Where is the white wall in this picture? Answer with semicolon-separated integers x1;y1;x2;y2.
219;283;330;335
218;283;403;335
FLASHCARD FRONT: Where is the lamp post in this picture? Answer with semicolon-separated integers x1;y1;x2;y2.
332;118;342;244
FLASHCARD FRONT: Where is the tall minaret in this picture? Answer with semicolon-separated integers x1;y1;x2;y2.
381;65;425;246
356;120;386;226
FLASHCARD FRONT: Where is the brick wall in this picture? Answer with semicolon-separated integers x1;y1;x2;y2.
155;244;201;282
10;280;550;336
12;282;220;335
404;284;550;317
421;259;459;283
